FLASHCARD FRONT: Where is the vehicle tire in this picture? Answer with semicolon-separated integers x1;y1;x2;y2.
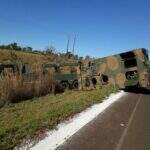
72;80;78;89
54;83;64;94
85;78;90;87
92;78;97;88
60;81;69;90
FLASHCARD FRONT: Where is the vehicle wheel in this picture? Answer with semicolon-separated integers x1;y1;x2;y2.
60;82;69;90
85;78;90;87
54;84;64;94
72;80;78;89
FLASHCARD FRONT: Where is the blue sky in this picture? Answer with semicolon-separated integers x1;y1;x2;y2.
0;0;150;57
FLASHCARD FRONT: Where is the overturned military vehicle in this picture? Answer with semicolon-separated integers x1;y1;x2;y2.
43;63;79;89
93;48;150;89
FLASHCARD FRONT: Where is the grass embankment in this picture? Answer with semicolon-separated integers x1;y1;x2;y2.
0;86;118;150
0;49;77;65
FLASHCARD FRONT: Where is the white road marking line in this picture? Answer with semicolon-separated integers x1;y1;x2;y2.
115;94;142;150
29;91;126;150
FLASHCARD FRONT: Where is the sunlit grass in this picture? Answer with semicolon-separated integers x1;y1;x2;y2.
0;85;117;149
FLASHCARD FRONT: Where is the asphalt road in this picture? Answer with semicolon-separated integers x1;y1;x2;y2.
57;90;150;150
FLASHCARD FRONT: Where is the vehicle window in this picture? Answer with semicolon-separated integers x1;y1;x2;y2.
125;70;138;80
124;59;137;68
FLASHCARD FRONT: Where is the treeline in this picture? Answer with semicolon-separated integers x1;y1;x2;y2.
0;42;33;52
0;42;82;60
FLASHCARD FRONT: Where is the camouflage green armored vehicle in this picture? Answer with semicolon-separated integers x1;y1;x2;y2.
1;48;149;91
43;63;79;89
0;60;25;75
0;60;37;82
93;48;150;89
77;60;98;90
0;62;17;75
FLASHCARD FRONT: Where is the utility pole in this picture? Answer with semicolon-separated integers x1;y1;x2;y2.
66;35;70;53
72;34;76;55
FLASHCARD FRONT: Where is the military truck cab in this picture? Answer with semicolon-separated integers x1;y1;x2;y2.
43;63;79;90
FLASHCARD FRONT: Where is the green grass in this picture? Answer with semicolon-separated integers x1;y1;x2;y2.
0;85;118;150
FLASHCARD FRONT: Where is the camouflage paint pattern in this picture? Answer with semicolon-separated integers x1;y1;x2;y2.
93;48;150;89
0;48;149;90
43;63;79;89
0;60;38;82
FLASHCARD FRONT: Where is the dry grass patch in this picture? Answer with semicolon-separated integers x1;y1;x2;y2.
0;69;54;106
0;49;77;65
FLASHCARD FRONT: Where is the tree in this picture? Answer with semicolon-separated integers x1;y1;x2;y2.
85;55;91;60
9;43;18;50
74;54;79;60
23;47;33;52
45;46;56;55
65;51;74;59
7;42;22;51
79;56;83;60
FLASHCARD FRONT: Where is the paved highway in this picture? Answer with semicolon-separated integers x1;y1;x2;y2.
57;90;150;150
